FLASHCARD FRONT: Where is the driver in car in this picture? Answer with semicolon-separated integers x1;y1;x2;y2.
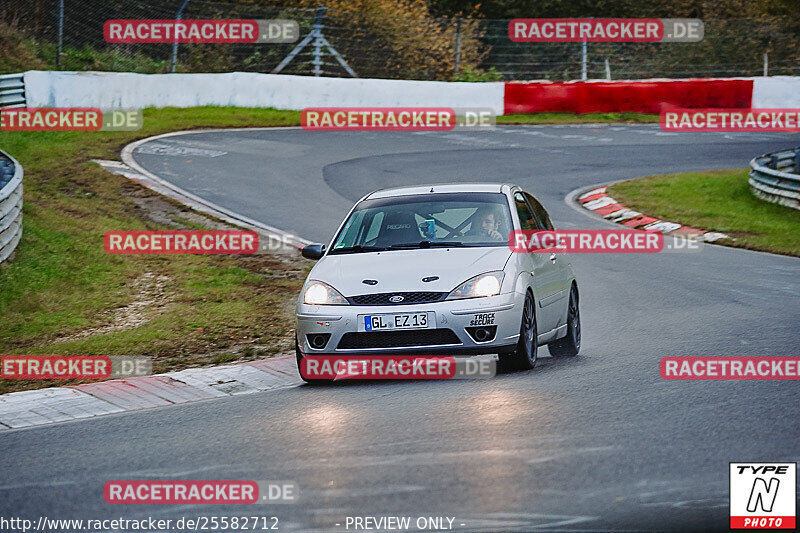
469;206;504;241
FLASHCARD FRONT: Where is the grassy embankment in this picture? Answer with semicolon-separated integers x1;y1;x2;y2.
609;169;800;257
0;108;306;393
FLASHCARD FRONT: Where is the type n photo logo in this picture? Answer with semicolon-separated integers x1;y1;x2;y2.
730;463;796;529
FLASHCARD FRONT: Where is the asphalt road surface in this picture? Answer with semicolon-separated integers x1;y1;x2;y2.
3;125;799;532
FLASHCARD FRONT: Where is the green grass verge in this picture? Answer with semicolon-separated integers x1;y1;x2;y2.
0;107;304;393
608;168;800;257
497;112;658;124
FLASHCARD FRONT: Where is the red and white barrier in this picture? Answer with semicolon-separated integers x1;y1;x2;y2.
504;78;754;114
19;70;800;116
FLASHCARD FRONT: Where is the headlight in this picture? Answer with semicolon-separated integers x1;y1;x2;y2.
303;280;348;305
446;271;505;300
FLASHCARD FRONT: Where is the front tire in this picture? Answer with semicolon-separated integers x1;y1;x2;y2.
501;291;538;371
549;285;581;357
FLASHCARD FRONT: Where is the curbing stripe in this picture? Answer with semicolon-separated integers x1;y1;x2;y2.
593;203;625;217
622;215;660;228
74;381;172;410
578;192;607;204
643;221;683;233
206;364;293;393
578;187;606;200
246;359;299;379
122;375;217;404
0;387;123;429
573;186;730;241
160;369;236;398
583;196;618;210
606;209;642;222
254;356;301;377
674;226;702;234
0;356;301;431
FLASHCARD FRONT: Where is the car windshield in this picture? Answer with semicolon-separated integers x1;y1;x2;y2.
330;192;512;253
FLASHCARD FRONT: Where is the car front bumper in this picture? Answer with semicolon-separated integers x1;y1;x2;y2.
296;291;523;356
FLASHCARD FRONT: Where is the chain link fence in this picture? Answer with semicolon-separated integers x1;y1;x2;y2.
2;0;799;80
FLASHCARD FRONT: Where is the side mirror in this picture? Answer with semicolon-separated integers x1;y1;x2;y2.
301;243;326;260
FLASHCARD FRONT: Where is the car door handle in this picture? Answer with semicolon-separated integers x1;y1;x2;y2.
549;253;557;263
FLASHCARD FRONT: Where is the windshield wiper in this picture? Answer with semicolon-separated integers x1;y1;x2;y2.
390;240;465;249
328;244;388;254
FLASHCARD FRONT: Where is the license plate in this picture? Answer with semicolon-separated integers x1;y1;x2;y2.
358;312;434;332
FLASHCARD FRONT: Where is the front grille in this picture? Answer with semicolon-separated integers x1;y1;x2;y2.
348;292;447;306
337;328;461;349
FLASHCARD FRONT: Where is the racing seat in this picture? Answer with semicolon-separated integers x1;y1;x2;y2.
374;211;421;247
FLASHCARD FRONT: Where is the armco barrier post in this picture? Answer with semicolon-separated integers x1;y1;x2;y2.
581;41;587;80
312;7;325;77
170;0;192;73
454;17;462;76
57;0;64;69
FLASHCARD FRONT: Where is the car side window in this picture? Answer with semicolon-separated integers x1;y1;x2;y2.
513;192;537;230
334;211;366;248
524;193;555;230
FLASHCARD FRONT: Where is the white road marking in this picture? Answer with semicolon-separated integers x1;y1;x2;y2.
135;141;227;158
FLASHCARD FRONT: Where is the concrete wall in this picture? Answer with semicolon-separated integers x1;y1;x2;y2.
23;71;506;115
751;77;800;108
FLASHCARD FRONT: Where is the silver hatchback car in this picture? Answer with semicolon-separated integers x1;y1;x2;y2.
296;183;580;382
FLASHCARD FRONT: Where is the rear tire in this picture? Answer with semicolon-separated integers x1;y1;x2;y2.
549;285;581;357
501;292;538;371
296;340;334;385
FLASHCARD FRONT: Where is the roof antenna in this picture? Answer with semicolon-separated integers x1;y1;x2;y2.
430;187;434;193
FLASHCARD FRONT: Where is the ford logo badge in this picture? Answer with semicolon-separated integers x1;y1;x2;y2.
389;295;404;303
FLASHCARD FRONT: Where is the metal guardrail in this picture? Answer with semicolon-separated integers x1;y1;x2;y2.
0;74;27;264
0;73;26;107
749;147;800;210
0;149;23;264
